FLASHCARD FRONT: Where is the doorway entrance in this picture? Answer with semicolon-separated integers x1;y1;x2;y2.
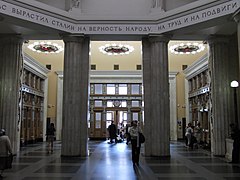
89;108;143;139
106;109;128;135
89;108;128;139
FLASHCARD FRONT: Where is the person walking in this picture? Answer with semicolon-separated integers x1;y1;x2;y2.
194;122;203;147
0;129;12;178
185;123;193;148
108;121;117;144
129;120;142;166
125;123;131;145
46;123;56;154
229;123;240;163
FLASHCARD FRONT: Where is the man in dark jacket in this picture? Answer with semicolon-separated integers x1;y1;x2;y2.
108;121;117;143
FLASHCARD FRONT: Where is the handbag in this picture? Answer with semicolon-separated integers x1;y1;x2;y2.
139;132;145;143
0;154;13;170
5;154;13;169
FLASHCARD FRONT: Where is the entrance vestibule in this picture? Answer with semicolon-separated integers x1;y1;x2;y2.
90;109;129;139
88;80;144;139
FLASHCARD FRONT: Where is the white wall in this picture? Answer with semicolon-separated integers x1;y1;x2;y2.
34;0;199;16
165;0;197;11
82;0;150;16
37;0;67;10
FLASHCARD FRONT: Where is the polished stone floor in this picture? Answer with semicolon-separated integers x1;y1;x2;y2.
1;140;240;180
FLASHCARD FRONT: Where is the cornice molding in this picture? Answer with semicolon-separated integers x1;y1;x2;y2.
183;53;208;80
0;0;239;35
233;7;240;22
6;0;234;22
23;53;50;79
56;70;177;83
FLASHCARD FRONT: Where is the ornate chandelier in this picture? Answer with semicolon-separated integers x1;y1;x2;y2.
99;43;134;55
169;43;205;55
28;41;64;53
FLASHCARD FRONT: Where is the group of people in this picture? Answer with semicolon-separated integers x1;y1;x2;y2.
107;120;143;166
185;122;203;149
185;122;240;163
1;120;238;172
107;121;131;144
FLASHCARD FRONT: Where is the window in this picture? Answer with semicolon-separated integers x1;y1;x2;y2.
106;120;112;128
132;112;139;121
123;112;127;120
106;112;113;120
131;84;140;94
121;101;127;107
136;64;141;70
107;84;115;94
119;84;127;95
95;112;101;129
114;64;119;70
94;84;103;94
182;65;188;70
94;100;102;107
91;64;96;70
107;101;113;107
132;100;139;107
46;64;51;70
119;111;128;125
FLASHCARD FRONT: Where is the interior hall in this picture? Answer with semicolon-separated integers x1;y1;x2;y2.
0;0;240;179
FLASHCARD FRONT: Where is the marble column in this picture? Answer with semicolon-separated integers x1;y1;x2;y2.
233;12;240;129
142;34;170;157
61;35;90;156
208;35;239;156
0;34;23;154
56;72;63;141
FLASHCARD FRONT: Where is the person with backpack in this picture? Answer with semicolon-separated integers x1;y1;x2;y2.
129;120;143;166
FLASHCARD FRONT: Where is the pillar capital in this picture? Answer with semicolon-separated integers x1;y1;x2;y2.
233;9;240;23
148;34;172;43
61;33;87;43
207;35;230;45
0;34;24;45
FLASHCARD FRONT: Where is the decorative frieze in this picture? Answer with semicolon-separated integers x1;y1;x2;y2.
0;1;238;34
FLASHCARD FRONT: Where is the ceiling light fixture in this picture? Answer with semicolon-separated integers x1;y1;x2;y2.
28;41;64;53
99;43;134;56
169;43;205;55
